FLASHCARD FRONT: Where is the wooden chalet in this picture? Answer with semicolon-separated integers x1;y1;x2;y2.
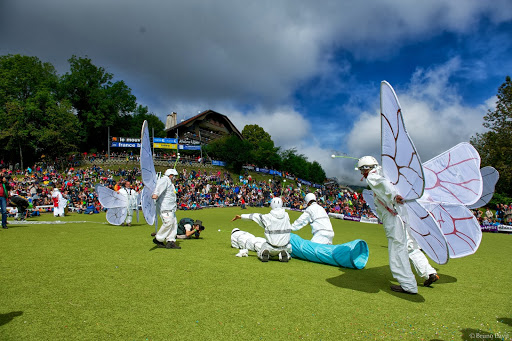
164;110;243;146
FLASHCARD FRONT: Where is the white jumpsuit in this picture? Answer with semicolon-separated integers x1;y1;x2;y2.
239;208;292;260
119;187;138;224
52;190;66;217
367;166;435;293
231;228;266;252
291;202;334;244
153;176;178;243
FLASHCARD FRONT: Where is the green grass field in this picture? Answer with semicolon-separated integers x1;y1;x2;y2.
1;207;511;341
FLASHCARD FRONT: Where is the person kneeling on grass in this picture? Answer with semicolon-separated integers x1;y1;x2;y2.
231;197;292;262
176;218;205;239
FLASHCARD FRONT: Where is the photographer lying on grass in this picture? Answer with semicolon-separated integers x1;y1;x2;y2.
176;218;205;239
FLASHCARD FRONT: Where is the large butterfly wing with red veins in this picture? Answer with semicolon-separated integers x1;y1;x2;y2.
140;120;157;226
422;142;483;206
402;201;449;264
420;143;483;258
380;81;424;200
419;201;482;258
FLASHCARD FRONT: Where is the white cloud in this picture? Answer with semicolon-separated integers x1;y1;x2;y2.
223;106;311;148
341;58;492;185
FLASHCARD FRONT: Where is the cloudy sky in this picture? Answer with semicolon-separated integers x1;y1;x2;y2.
1;1;511;185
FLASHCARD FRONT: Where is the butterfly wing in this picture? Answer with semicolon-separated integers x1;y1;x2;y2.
140;186;156;226
95;184;127;208
467;166;499;209
140;120;157;225
402;201;449;264
106;207;128;226
420;201;482;258
362;189;377;216
140;120;157;193
380;81;424;200
422;142;483;206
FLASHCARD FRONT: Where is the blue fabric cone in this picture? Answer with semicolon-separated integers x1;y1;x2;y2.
290;233;369;269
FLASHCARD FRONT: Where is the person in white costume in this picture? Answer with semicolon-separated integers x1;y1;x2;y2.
291;193;334;244
230;228;266;257
231;197;292;262
151;169;181;249
51;188;66;217
118;181;138;226
357;156;438;295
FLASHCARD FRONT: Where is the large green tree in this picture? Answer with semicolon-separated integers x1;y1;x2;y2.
115;105;166;138
59;56;137;152
0;54;80;168
308;161;327;184
242;124;281;169
280;148;310;180
205;134;251;173
471;76;512;197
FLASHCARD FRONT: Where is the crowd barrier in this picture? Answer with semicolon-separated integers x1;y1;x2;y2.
22;203;512;234
481;224;512;233
329;212;379;224
328;212;512;234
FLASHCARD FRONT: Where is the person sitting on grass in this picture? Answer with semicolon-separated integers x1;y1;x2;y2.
84;203;99;215
231;197;292;262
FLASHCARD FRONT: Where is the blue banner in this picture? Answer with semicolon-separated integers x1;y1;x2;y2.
255;167;269;174
153;137;178;143
179;145;201;150
212;160;226;166
111;142;141;148
269;170;282;176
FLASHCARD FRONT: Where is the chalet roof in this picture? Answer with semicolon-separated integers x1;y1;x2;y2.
165;109;243;140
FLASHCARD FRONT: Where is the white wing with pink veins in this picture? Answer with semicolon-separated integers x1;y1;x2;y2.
419;142;483;258
402;201;449;264
380;81;424;201
422;142;483;206
418;201;482;258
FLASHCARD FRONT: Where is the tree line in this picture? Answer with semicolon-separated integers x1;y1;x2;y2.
0;54;327;184
471;76;512;201
0;54;165;168
205;124;326;184
1;54;509;193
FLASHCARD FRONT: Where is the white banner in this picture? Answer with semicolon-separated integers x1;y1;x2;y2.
360;216;379;224
328;213;344;220
497;224;512;233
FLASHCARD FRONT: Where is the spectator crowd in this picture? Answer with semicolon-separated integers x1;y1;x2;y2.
3;163;511;225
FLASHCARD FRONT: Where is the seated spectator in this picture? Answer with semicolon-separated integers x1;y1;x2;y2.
84;204;99;215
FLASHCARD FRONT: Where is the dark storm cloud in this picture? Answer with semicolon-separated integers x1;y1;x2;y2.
2;0;511;184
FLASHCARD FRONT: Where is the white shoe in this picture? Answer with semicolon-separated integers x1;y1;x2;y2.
236;249;248;257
